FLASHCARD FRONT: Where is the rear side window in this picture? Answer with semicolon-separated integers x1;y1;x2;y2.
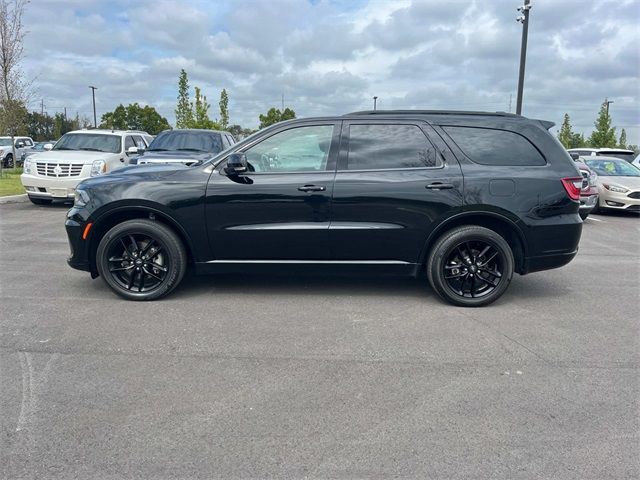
347;124;442;170
444;126;545;166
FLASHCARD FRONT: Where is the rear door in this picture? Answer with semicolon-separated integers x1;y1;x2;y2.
329;120;463;263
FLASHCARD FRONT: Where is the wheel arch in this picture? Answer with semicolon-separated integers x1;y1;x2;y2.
87;204;196;273
420;211;528;274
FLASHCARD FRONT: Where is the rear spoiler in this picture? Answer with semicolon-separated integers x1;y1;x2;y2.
536;119;555;130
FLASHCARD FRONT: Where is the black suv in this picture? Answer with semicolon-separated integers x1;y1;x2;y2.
66;110;583;306
129;129;236;166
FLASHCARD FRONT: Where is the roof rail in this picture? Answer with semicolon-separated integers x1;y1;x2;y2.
345;110;520;117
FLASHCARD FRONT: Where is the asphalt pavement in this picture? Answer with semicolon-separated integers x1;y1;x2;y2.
0;202;638;479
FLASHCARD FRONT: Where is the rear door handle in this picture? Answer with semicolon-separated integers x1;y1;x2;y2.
298;185;326;192
426;182;454;190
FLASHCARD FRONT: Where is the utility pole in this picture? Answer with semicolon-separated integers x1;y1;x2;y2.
508;94;512;113
89;86;98;127
40;99;44;115
281;93;284;111
373;96;378;111
605;98;614;116
515;0;531;115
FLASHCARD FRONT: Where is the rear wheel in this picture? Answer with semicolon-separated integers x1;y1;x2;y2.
427;225;514;307
3;154;13;168
96;219;187;301
28;196;52;205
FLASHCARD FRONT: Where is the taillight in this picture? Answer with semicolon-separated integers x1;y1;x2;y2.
561;177;583;201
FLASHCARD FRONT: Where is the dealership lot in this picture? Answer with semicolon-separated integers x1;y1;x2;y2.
0;203;638;478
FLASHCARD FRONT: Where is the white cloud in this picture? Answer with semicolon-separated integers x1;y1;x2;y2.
18;0;640;143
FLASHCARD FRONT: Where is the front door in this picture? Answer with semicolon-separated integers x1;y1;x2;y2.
205;122;340;260
329;120;463;263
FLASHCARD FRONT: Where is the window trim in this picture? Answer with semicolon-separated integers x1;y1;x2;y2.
440;125;548;167
338;120;445;172
227;122;340;175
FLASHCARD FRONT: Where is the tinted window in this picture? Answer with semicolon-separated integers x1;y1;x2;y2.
53;133;121;153
243;125;333;173
346;124;441;170
444;126;545;166
597;151;635;162
147;131;223;153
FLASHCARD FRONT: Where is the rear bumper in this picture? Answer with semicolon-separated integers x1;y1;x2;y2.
522;249;578;274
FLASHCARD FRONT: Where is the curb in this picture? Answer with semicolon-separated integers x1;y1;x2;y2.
0;194;28;204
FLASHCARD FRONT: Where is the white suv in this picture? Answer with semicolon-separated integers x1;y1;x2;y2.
1;136;35;167
21;129;151;204
567;147;636;163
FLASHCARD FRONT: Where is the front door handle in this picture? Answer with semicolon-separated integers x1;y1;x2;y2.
426;182;454;190
298;184;326;192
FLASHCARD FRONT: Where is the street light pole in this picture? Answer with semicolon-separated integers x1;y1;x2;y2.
373;96;378;111
89;86;98;127
605;98;614;116
515;0;531;115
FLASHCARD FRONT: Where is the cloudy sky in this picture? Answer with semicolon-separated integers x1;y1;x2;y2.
22;0;640;143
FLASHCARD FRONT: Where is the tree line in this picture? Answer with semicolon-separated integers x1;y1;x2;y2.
557;99;636;153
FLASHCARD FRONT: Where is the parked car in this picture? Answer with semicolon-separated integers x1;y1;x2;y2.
583;156;640;213
575;160;599;219
130;129;235;166
567;147;636;163
20;129;151;205
0;136;35;167
66;110;583;307
20;141;55;166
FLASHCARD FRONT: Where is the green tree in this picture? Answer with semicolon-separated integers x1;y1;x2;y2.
588;100;617;148
175;69;193;129
219;89;229;130
568;132;586;149
618;128;627;149
192;87;219;129
258;107;296;129
557;113;574;148
100;103;170;135
228;124;255;139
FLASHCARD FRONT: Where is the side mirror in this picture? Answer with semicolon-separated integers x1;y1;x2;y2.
126;146;138;155
569;152;580;161
43;143;53;151
225;152;248;175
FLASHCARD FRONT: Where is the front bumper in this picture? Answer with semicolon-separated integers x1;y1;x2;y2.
65;207;93;273
579;193;598;213
21;171;88;199
599;189;640;211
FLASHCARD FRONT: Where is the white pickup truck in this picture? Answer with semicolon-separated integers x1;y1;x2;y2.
1;136;35;167
21;129;151;204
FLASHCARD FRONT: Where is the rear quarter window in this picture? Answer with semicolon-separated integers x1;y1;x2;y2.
443;126;545;166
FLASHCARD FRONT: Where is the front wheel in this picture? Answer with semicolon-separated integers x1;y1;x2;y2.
96;219;187;301
3;154;13;168
427;225;514;307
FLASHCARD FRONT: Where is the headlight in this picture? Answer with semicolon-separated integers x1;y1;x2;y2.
23;159;32;174
74;189;91;207
603;184;628;194
90;160;106;176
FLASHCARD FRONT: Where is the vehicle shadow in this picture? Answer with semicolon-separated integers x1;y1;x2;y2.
171;271;434;300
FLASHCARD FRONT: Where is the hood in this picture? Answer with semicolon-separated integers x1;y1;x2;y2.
136;150;213;165
26;150;117;164
598;176;640;190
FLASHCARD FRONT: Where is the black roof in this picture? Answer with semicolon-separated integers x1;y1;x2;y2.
346;110;520;118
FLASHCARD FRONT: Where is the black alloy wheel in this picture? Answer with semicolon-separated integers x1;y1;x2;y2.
427;225;514;307
96;219;187;300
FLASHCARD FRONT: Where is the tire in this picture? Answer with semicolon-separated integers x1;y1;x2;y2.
28;196;53;205
427;225;514;307
3;154;13;168
96;219;187;301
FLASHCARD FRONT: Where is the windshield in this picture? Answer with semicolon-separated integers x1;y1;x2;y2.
585;159;640;177
53;133;121;153
147;131;223;153
597;151;636;162
0;138;11;146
